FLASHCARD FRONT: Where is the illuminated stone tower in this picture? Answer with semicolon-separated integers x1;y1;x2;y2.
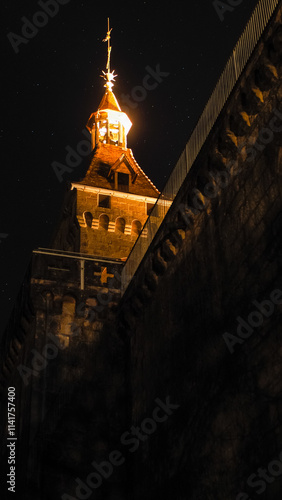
72;92;159;258
66;21;159;260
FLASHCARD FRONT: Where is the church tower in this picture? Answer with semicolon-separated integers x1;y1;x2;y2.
54;20;159;260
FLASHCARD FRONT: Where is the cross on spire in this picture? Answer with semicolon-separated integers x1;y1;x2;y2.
101;18;117;91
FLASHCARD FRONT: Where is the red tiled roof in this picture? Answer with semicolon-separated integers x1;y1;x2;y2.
77;143;159;198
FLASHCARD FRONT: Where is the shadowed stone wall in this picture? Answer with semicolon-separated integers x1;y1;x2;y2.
0;251;128;500
119;10;282;500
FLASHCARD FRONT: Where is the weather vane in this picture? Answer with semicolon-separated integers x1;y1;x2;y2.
101;18;117;91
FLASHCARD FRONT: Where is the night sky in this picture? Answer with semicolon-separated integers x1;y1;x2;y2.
1;0;259;340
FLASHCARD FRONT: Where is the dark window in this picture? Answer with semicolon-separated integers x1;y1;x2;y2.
99;214;109;231
98;194;111;208
117;172;129;192
84;212;93;228
131;220;142;236
115;217;126;233
147;203;155;216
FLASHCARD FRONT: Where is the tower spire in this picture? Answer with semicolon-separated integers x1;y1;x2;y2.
101;18;117;91
87;19;132;149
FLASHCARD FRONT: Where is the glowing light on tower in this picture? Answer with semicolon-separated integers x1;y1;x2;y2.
87;19;132;149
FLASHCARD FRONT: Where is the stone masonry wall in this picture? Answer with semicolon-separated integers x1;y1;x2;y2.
118;10;282;500
0;251;128;500
77;190;150;258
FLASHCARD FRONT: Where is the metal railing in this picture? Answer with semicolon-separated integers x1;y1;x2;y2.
121;0;280;293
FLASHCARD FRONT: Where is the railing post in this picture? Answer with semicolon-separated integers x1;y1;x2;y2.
80;260;85;291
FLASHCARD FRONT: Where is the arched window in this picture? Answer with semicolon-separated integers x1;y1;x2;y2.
115;217;126;233
131;220;142;236
84;211;93;228
99;214;109;231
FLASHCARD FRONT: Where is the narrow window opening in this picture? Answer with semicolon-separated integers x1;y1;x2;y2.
117;172;129;192
84;212;93;228
131;220;142;236
99;214;109;231
115;217;126;233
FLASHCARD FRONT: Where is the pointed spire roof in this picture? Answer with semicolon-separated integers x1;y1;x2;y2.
78;19;159;198
86;21;132;145
98;89;121;112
